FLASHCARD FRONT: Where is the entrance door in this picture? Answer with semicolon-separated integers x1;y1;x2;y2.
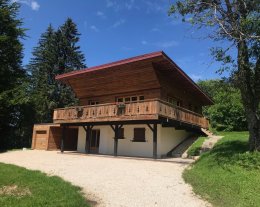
90;129;100;153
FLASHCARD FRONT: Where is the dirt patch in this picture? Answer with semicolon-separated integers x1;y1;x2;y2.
0;185;31;197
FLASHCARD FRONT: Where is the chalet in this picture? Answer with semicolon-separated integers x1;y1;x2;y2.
31;51;213;158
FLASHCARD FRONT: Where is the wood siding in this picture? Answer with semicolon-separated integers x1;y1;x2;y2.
68;61;161;101
155;68;203;114
32;124;78;150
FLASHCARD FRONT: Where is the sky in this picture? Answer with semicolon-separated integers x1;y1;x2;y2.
16;0;228;81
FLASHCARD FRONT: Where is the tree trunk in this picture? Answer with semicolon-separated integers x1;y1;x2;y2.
237;40;260;151
245;108;260;151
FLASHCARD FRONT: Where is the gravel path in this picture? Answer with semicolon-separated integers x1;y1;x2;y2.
0;150;210;207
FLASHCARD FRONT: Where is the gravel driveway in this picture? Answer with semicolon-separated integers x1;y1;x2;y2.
0;150;210;207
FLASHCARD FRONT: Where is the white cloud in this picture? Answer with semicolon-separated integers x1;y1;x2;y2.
190;74;203;82
96;11;106;19
106;0;138;11
90;25;99;32
140;40;179;48
13;0;40;11
31;1;39;10
151;27;160;32
141;40;148;45
153;40;179;48
111;19;125;28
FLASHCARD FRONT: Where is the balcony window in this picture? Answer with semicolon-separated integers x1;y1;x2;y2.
88;100;99;105
116;96;145;103
139;96;144;101
131;96;138;102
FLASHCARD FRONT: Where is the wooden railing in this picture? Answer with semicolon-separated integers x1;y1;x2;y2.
53;99;209;128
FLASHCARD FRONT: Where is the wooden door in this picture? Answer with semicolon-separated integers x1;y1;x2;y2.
34;130;48;150
90;130;100;153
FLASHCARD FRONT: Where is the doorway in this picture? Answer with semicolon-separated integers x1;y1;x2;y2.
90;129;100;153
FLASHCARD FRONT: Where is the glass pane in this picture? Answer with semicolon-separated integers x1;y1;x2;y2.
131;96;137;101
117;98;123;102
139;96;144;100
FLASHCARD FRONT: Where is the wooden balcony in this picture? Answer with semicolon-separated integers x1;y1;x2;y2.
53;99;209;129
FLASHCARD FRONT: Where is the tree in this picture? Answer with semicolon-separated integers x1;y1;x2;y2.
0;0;33;149
29;18;86;123
198;79;247;131
169;0;260;151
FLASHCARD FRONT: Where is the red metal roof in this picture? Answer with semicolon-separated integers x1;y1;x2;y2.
55;51;213;104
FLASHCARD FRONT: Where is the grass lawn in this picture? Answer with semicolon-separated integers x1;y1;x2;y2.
0;163;90;207
187;136;206;156
183;131;260;207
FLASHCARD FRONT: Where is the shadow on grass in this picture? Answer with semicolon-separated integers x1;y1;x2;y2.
198;139;260;170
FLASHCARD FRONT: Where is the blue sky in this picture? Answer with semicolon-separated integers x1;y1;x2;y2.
16;0;226;81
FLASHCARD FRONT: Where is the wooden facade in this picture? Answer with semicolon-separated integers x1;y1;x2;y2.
54;51;213;129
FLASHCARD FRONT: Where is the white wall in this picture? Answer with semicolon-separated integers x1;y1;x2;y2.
77;124;191;158
77;127;86;153
158;126;191;157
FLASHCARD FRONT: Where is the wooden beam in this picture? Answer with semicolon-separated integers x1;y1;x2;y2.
147;124;154;132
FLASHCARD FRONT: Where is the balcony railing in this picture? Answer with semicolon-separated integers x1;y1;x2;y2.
53;99;209;129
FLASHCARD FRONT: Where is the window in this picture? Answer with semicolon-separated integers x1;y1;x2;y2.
139;96;144;101
167;96;179;106
133;128;146;142
36;130;47;134
188;103;193;111
125;97;131;103
117;98;123;102
131;96;138;102
118;128;125;139
88;100;99;105
116;96;145;103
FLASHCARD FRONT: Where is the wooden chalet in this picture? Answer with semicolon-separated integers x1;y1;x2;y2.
32;51;213;158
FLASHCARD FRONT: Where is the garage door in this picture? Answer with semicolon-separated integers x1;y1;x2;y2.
34;130;48;150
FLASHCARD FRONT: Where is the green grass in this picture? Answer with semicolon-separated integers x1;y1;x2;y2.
0;163;90;207
187;136;206;156
183;131;260;207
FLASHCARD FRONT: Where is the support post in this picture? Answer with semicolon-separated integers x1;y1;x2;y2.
153;123;157;159
61;125;66;153
83;125;93;154
114;125;119;157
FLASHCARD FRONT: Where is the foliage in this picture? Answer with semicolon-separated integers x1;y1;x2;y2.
0;162;90;207
0;0;34;149
169;0;260;151
28;18;86;123
183;131;260;207
198;79;247;131
187;136;206;156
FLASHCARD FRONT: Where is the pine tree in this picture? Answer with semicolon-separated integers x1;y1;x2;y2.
29;18;86;123
0;0;33;149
